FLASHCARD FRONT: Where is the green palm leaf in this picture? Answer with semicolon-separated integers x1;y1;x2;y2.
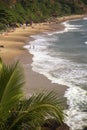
0;59;65;130
0;58;25;121
8;91;64;130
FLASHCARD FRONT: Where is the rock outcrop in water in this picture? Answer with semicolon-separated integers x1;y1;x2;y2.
83;127;87;130
41;119;69;130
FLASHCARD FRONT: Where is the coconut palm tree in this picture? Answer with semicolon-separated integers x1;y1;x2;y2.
0;58;64;130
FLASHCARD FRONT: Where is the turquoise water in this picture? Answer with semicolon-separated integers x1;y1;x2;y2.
25;18;87;130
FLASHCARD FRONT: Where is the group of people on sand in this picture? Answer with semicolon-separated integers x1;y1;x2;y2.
21;21;33;29
1;20;34;36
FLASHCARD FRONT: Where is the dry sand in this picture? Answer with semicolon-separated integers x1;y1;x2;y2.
0;15;85;98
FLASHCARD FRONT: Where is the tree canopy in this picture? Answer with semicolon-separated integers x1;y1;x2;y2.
0;0;87;30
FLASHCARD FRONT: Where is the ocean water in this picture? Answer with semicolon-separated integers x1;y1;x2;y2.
24;18;87;130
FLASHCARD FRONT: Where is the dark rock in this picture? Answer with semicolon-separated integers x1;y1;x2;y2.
0;45;4;48
83;127;87;130
56;123;69;130
41;118;61;130
41;127;51;130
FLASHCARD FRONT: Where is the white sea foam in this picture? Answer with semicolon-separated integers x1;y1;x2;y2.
83;17;87;20
46;29;67;36
62;21;82;32
65;87;87;130
45;20;82;36
46;21;81;36
24;19;87;130
85;41;87;44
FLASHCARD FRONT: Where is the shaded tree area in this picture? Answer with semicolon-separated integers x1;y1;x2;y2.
0;0;87;30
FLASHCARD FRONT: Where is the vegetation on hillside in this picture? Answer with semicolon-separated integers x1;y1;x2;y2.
0;0;87;31
0;58;64;130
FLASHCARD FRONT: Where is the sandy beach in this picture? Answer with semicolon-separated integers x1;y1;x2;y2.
0;15;85;98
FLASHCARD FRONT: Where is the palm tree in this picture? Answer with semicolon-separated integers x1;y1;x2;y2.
0;58;64;130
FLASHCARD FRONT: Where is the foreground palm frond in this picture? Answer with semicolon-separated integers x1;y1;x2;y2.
8;91;64;130
0;58;24;121
0;59;65;130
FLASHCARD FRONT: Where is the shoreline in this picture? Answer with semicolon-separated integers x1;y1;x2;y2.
0;14;85;98
18;22;67;98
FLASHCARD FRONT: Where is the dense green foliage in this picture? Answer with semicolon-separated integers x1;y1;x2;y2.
0;0;87;30
0;59;64;130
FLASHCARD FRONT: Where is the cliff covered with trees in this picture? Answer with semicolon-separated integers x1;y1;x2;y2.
0;0;87;30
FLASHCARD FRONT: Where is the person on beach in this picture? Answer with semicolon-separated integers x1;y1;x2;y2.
30;21;33;26
23;23;26;29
